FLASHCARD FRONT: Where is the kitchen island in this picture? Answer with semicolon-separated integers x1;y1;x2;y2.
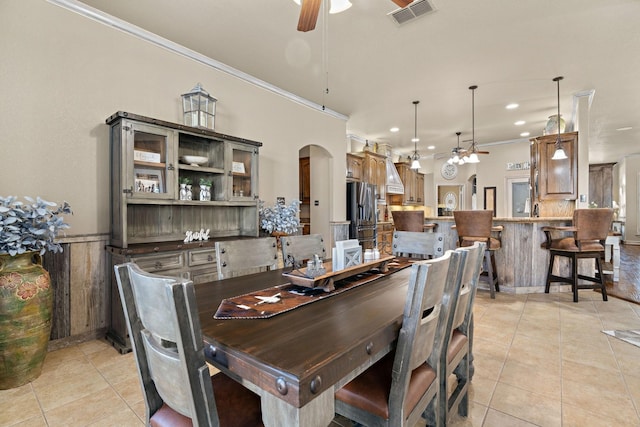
426;217;573;294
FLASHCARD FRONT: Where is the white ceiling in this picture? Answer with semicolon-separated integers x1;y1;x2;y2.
79;0;640;163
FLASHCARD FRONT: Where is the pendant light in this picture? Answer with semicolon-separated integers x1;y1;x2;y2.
410;100;421;169
466;85;480;164
448;132;464;165
551;76;568;160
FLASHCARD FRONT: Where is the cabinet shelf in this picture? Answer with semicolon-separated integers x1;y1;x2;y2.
134;160;166;168
178;164;224;174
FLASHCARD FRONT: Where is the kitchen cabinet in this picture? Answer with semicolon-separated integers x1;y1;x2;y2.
415;172;425;204
105;111;262;352
299;157;310;203
363;151;387;201
388;163;424;206
346;153;364;182
530;131;577;217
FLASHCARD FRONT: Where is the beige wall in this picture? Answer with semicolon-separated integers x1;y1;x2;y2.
0;1;347;237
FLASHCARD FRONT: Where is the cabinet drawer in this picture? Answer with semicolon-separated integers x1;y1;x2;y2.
188;248;217;267
191;269;218;284
132;252;185;272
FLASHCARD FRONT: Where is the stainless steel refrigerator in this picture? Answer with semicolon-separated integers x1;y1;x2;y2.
346;182;378;250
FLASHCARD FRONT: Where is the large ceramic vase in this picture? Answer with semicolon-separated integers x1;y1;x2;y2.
0;252;53;389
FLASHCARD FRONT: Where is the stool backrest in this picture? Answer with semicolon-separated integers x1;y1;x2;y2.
573;208;614;242
453;210;493;241
392;210;425;232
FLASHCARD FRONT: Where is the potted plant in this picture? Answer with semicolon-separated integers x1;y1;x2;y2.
0;196;72;389
179;177;192;200
198;178;212;201
259;199;301;238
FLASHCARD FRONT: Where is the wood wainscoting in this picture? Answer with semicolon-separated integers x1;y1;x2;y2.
42;234;110;351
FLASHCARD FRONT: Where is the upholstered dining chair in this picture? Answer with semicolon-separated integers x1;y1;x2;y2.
280;233;326;268
392;210;425;232
215;237;278;280
439;241;485;424
542;208;613;302
453;210;502;298
334;249;465;427
391;230;445;259
114;262;263;427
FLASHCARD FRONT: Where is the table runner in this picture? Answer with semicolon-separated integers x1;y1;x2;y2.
214;258;413;319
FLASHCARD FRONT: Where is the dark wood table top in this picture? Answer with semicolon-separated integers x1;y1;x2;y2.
195;266;412;408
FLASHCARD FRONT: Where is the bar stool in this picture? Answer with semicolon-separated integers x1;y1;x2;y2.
542;208;613;302
453;210;502;299
391;210;425;232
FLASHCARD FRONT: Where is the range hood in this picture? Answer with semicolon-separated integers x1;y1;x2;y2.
385;156;405;194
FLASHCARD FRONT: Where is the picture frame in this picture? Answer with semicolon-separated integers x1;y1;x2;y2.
134;168;164;193
484;186;496;216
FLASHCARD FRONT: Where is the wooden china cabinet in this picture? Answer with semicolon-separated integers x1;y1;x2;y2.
105;111;261;352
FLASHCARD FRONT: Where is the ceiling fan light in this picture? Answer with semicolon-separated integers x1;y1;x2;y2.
411;158;421;169
329;0;352;14
458;158;465;165
467;153;480;163
447;158;454;165
452;154;459;163
552;147;568;160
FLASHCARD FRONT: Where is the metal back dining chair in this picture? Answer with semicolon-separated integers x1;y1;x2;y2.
453;210;502;298
114;262;263;427
542;208;613;302
440;242;485;423
391;230;445;259
334;249;465;427
215;237;278;280
280;234;326;267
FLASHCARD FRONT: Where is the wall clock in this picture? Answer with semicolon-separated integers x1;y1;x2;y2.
441;162;458;180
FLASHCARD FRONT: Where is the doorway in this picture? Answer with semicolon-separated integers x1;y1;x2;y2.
437;185;464;216
299;145;331;241
506;176;530;217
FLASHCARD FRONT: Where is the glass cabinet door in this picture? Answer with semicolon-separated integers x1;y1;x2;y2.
124;121;176;200
227;142;258;200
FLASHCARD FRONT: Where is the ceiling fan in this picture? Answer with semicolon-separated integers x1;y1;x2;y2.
459;85;489;161
296;0;413;32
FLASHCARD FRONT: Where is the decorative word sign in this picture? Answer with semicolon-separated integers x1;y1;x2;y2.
506;161;530;171
184;228;210;243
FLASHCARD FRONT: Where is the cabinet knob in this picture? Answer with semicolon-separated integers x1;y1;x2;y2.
154;261;163;269
207;255;213;262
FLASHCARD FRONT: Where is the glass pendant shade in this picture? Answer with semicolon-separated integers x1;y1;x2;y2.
411;158;421;169
467;153;480;163
551;147;568;160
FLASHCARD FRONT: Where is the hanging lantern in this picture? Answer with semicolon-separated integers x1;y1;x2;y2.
181;83;217;130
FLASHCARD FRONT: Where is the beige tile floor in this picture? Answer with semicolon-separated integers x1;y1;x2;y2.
2;290;640;427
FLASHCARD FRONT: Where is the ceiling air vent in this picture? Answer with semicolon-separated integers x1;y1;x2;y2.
388;0;436;26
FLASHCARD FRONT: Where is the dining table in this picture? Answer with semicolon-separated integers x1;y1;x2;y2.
195;264;413;427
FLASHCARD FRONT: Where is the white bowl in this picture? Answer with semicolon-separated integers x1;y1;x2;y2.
180;155;208;166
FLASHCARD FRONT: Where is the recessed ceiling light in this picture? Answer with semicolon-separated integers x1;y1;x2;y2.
390;127;399;132
616;126;633;131
514;120;526;126
427;145;435;150
520;132;530;137
506;103;519;110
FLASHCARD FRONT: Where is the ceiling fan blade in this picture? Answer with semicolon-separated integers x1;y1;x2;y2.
297;0;322;32
391;0;413;7
476;150;490;154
